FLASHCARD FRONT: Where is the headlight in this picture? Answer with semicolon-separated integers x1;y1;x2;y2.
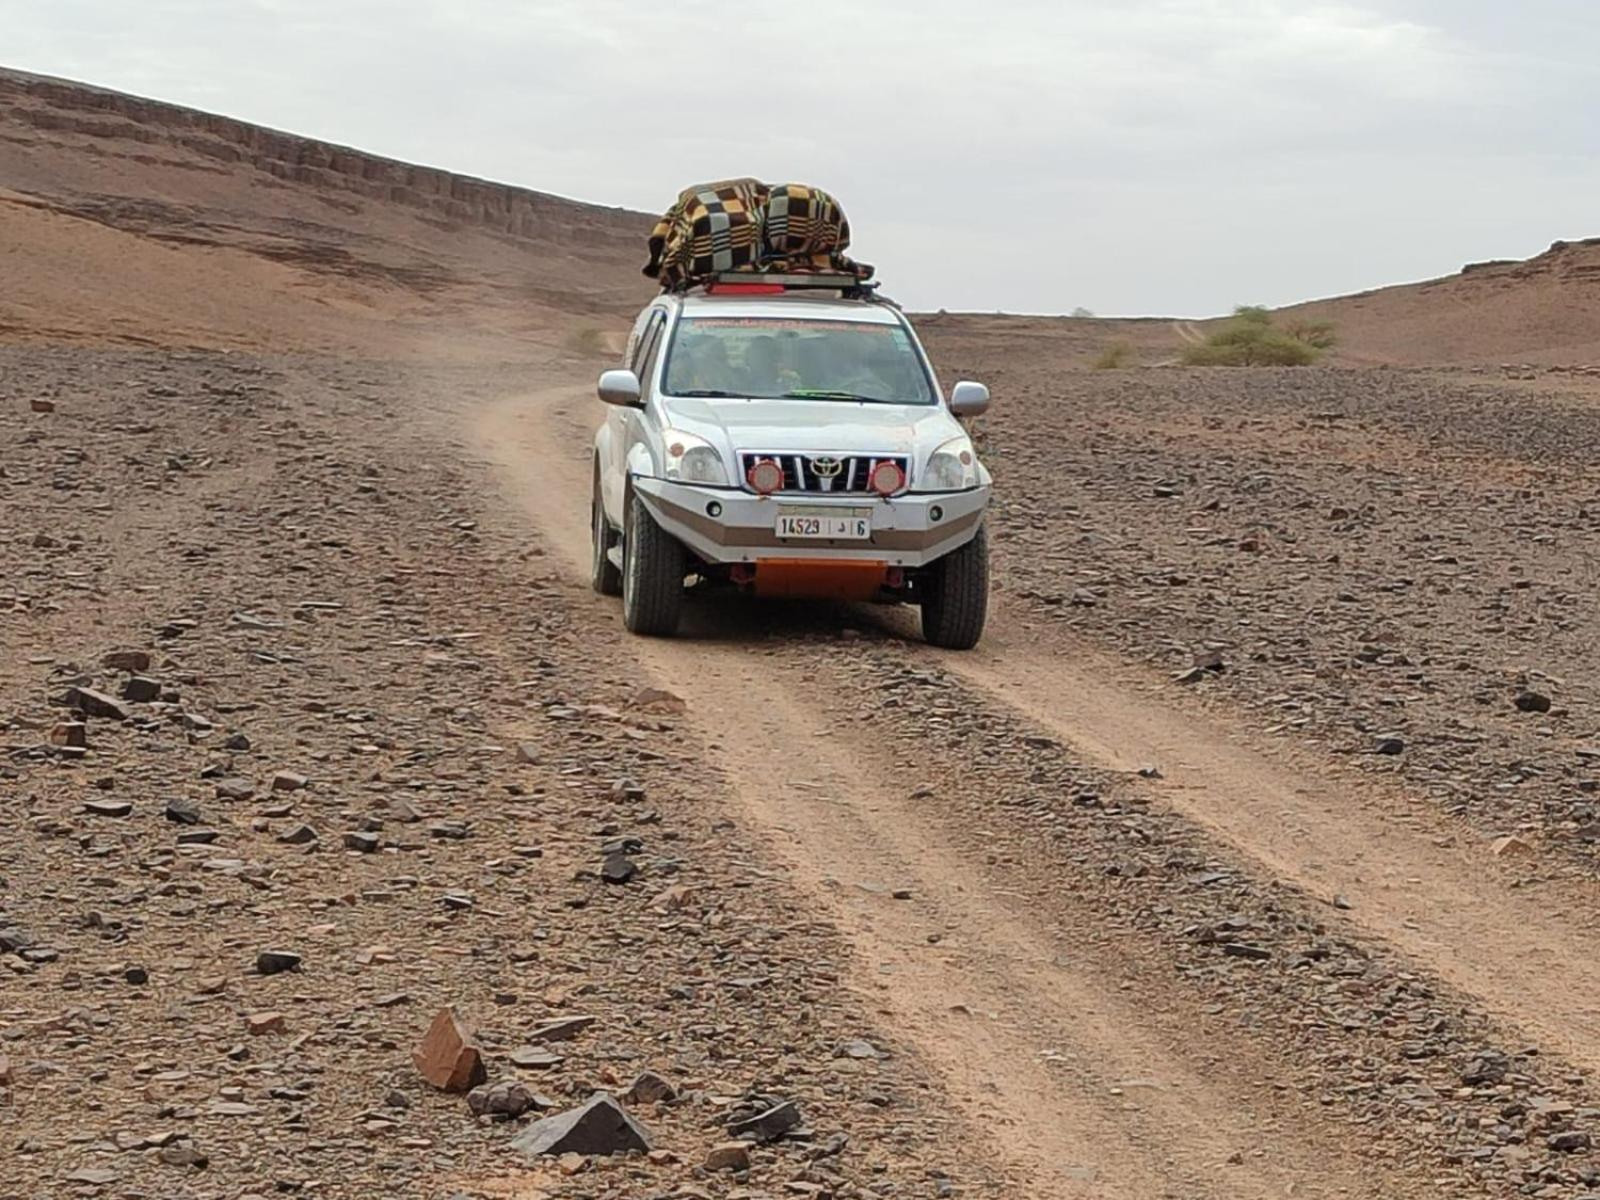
662;431;729;486
916;435;978;491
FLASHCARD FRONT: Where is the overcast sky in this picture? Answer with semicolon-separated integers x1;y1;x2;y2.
5;1;1597;315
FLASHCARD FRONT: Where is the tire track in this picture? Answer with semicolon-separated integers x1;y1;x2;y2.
929;622;1600;1080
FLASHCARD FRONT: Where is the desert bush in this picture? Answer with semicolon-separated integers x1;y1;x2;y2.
1283;318;1337;349
1182;305;1332;367
1091;342;1134;369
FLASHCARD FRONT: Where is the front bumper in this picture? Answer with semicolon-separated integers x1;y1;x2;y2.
632;477;989;568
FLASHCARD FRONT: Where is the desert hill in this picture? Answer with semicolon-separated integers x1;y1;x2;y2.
0;66;651;354
1278;236;1600;366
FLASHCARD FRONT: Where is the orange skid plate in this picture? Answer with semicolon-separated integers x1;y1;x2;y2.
753;558;888;600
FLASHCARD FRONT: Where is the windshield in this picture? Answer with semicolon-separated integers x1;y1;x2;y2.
661;316;936;405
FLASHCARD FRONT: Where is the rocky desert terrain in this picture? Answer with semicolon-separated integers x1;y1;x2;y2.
8;66;1600;1200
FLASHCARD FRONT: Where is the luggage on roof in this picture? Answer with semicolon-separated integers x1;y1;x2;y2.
643;178;766;287
643;179;873;291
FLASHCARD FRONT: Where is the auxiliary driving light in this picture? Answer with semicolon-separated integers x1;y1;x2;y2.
868;460;905;496
747;458;785;495
706;501;723;518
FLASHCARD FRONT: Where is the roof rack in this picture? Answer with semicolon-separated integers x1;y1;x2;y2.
697;271;880;300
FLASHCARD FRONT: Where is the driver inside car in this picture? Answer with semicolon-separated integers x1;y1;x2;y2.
670;335;734;394
740;335;799;397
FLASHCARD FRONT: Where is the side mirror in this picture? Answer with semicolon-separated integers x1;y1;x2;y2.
949;380;990;417
597;369;642;408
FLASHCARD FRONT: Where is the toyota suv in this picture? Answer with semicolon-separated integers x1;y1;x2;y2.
591;274;991;648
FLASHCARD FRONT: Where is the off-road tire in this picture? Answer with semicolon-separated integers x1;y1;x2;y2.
591;478;622;597
622;489;685;636
921;526;989;650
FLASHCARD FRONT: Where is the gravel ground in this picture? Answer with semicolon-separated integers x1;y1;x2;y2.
0;347;999;1200
11;341;1600;1200
929;353;1600;875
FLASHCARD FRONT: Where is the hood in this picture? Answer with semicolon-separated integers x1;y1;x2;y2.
662;396;964;459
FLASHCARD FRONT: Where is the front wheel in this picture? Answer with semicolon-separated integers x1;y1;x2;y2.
920;526;989;650
591;479;622;596
622;490;685;636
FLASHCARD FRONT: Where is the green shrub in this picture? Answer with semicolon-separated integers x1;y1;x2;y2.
1181;305;1334;367
1091;342;1134;369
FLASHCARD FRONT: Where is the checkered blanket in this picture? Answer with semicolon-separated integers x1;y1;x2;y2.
643;178;768;288
643;180;873;289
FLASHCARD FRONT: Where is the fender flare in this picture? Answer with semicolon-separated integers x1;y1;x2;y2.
622;445;658;522
624;442;656;481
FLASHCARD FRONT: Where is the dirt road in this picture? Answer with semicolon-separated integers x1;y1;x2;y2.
477;371;1600;1197
482;386;1377;1198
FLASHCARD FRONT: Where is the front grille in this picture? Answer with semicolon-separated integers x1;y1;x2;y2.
738;452;910;495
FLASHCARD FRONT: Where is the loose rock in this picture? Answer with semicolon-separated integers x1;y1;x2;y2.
413;1007;487;1092
84;799;133;818
511;1093;653;1158
467;1079;548;1119
164;797;202;825
728;1099;802;1144
66;686;130;721
529;1015;597;1043
623;1070;678;1105
49;721;87;749
704;1141;751;1172
255;950;302;976
1492;835;1536;858
101;650;151;672
121;676;163;703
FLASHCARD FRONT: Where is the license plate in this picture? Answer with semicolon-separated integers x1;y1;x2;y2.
775;508;871;540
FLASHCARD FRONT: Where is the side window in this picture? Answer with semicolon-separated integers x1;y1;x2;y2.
636;315;670;400
624;307;656;368
631;312;665;375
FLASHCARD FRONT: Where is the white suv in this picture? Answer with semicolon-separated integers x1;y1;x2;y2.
591;275;991;648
